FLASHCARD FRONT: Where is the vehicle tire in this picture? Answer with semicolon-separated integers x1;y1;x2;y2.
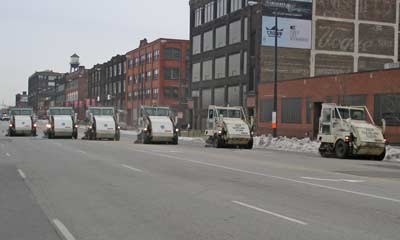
73;131;78;140
8;128;13;137
245;138;254;149
374;149;386;161
114;132;120;141
213;135;222;148
172;136;178;145
335;140;349;159
48;130;52;139
143;134;151;144
32;129;37;137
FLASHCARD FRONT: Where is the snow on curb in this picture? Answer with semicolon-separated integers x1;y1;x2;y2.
253;135;400;162
179;136;206;143
253;135;319;154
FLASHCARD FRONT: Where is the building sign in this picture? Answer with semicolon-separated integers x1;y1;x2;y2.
20;96;28;103
262;16;312;49
263;0;313;20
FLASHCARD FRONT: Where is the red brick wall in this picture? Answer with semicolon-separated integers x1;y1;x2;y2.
257;69;400;143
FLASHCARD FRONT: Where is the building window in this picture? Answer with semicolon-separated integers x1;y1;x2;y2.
164;68;180;80
128;59;134;69
217;0;227;18
193;35;201;55
202;89;212;109
135;57;139;66
214;56;226;79
164;87;179;99
342;95;367;106
228;86;240;106
282;98;302;124
243;51;247;75
229;20;241;44
260;99;273;122
153;69;159;80
202;60;213;81
141;73;145;81
128;75;134;84
147;53;152;63
195;7;203;27
164;48;181;60
147;71;152;80
215;25;226;48
203;30;213;52
153;88;159;98
374;94;400;126
230;0;242;12
243;17;248;41
154;50;160;60
204;2;214;23
140;55;145;65
229;53;241;77
214;87;225;106
192;63;201;82
134;75;139;84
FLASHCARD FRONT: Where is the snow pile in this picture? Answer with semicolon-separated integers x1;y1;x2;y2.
179;136;206;143
253;135;320;153
385;146;400;162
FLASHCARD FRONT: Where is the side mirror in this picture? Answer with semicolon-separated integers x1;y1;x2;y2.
381;118;386;134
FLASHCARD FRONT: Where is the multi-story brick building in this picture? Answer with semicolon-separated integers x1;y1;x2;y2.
28;70;62;117
15;91;28;108
125;38;190;127
64;66;89;119
87;55;126;112
189;0;400;130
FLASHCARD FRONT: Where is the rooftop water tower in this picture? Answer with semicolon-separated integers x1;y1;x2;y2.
70;54;80;72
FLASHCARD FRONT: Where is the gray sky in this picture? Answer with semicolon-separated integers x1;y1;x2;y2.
0;0;189;106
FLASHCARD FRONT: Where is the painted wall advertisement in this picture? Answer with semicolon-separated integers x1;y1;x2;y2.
262;16;312;49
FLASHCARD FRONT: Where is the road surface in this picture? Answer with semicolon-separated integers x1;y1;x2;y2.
1;121;400;240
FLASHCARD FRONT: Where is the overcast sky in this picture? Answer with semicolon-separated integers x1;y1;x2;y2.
0;0;189;106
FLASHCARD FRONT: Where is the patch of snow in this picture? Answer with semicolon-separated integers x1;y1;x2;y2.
179;136;206;143
385;146;400;162
253;135;320;154
120;130;139;136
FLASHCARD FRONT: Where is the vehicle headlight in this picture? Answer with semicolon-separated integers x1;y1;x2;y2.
46;124;52;129
144;127;148;132
175;128;179;132
251;131;254;136
218;130;222;134
74;124;78;128
88;125;92;129
33;123;37;128
117;126;121;130
9;124;13;128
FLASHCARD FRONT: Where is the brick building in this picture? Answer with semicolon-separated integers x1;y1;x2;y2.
15;91;29;108
189;0;400;130
87;55;126;112
64;66;89;119
125;38;190;127
258;69;400;143
28;70;62;117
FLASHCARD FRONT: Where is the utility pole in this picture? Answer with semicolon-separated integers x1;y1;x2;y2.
272;14;278;138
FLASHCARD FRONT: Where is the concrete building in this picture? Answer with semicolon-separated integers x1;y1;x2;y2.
125;38;190;127
188;0;400;130
28;70;62;117
15;91;29;108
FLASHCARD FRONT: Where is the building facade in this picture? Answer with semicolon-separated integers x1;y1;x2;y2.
125;38;190;127
64;66;89;120
88;55;126;112
28;70;62;117
189;0;400;130
258;69;400;143
15;91;29;108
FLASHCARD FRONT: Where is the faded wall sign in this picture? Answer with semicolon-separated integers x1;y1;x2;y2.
316;20;354;52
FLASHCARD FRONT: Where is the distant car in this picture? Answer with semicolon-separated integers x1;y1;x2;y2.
1;114;10;121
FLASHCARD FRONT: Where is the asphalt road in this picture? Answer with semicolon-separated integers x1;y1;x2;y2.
1;121;400;240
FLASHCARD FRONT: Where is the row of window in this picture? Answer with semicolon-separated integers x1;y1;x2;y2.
127;87;180;100
128;69;160;84
66;91;79;102
127;48;182;69
194;0;247;27
260;94;400;126
106;62;126;78
192;51;247;82
193;18;247;55
192;85;246;109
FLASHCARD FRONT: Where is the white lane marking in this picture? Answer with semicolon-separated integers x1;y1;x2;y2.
52;219;76;240
132;149;400;203
17;169;26;180
233;201;308;225
121;164;144;173
152;150;183;153
301;177;365;183
6;152;11;157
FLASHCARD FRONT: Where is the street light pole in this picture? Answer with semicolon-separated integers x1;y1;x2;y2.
272;14;278;138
